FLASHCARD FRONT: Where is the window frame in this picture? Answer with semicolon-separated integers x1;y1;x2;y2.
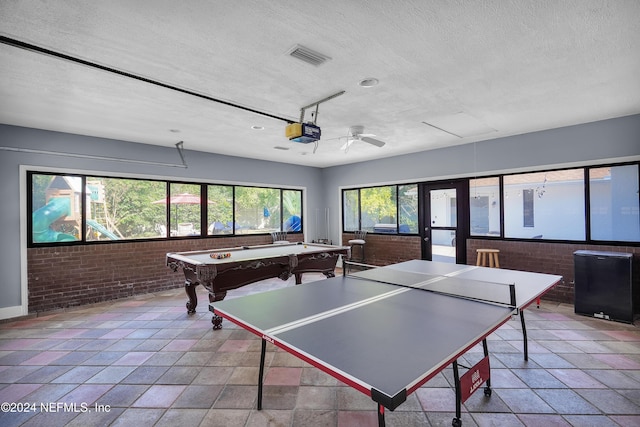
342;183;420;235
341;161;638;246
471;162;638;245
27;171;304;247
587;163;640;243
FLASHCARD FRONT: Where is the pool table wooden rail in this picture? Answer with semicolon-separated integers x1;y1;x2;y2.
167;243;350;328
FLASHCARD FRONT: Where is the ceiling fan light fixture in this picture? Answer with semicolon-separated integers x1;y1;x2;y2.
358;77;379;88
349;125;365;136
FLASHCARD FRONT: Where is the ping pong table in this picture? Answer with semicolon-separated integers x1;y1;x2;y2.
385;259;561;362
210;259;561;426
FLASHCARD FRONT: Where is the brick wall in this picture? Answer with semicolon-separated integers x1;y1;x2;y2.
341;233;422;265
341;233;639;305
27;234;302;313
27;233;638;313
467;239;640;305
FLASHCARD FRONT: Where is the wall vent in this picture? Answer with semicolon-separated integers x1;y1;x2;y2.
287;44;331;66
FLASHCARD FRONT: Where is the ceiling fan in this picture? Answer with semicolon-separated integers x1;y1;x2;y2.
339;125;386;152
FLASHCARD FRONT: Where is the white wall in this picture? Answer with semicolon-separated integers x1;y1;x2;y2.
503;181;585;240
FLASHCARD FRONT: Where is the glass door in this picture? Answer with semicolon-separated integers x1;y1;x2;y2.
421;181;468;263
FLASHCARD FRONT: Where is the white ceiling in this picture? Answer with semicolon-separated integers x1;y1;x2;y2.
1;1;639;168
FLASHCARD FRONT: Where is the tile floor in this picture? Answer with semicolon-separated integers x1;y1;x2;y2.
1;273;640;427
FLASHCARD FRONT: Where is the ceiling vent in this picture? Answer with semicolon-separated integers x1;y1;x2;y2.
287;44;331;66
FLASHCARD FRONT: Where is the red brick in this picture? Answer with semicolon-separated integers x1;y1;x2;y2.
26;235;283;313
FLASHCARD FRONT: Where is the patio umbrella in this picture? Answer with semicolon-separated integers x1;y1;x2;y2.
154;192;211;204
153;193;214;233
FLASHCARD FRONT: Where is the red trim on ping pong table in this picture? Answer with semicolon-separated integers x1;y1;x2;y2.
519;276;562;310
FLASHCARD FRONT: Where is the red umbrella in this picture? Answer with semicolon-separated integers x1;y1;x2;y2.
153;193;214;234
153;193;213;205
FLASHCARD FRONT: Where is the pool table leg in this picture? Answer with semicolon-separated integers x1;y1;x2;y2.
184;280;198;315
208;291;227;330
294;270;336;285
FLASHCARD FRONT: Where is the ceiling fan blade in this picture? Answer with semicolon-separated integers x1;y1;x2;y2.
340;138;355;151
361;136;386;147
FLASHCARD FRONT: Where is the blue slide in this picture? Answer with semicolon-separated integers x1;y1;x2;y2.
86;219;120;240
32;198;120;242
32;198;77;242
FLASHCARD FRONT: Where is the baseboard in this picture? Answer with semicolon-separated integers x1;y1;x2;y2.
0;304;27;321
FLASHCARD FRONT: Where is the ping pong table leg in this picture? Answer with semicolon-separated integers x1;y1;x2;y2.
452;360;462;427
377;404;385;427
519;309;529;361
482;339;492;396
452;339;492;427
257;339;266;410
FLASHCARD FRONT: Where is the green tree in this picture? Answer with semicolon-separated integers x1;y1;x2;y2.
361;186;397;229
31;174;53;210
235;187;280;231
207;185;233;233
92;178;166;239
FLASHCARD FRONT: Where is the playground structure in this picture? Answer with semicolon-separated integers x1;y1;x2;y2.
32;176;119;243
32;197;77;242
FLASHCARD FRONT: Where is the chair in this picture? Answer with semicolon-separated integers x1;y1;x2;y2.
156;224;167;237
348;230;367;262
177;223;194;236
271;231;289;244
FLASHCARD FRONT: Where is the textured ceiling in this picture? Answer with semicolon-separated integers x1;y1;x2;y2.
1;0;639;167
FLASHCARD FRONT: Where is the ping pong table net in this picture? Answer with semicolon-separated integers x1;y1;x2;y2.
343;261;517;309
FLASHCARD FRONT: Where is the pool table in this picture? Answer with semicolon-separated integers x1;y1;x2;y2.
166;242;350;328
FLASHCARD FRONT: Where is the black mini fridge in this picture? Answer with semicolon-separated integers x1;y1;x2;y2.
574;250;634;323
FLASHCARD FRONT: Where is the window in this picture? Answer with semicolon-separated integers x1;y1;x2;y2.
28;170;304;246
504;170;585;240
343;189;359;232
342;185;418;234
86;177;166;240
398;184;418;233
469;177;500;236
282;190;302;231
361;186;397;233
31;174;82;243
168;183;202;236
207;185;233;235
234;186;281;234
430;189;457;227
589;165;640;242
